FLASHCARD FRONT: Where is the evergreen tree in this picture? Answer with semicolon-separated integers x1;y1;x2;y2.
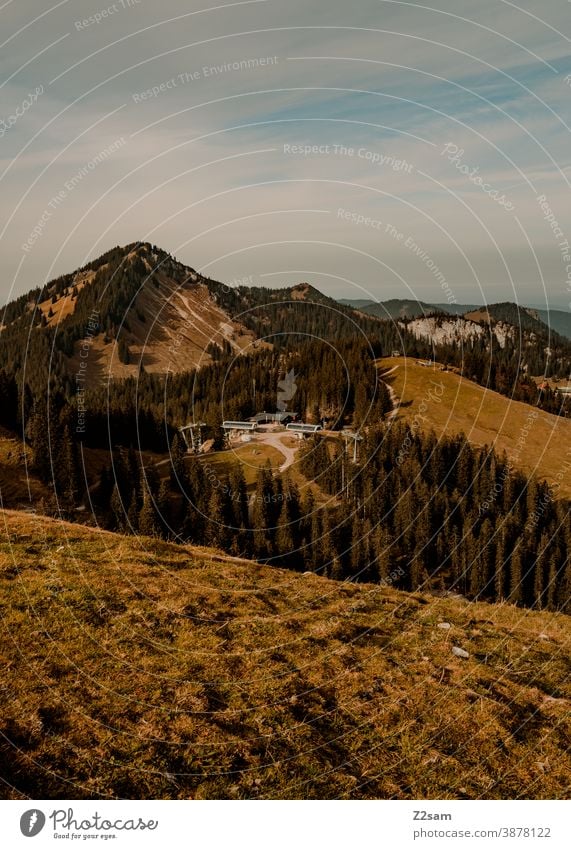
60;424;81;504
508;544;523;605
328;552;344;581
229;464;249;531
110;484;125;532
118;337;131;365
127;488;139;532
275;500;296;568
28;401;51;481
138;485;160;536
494;531;506;601
205;486;231;549
156;479;172;537
251;466;274;558
410;543;427;592
170;432;188;490
546;556;558;611
556;559;571;615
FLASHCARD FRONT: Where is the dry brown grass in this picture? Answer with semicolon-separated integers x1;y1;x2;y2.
378;357;571;498
200;443;285;488
0;510;568;800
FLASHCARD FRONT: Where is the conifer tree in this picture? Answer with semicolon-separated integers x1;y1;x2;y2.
127;488;139;532
276;500;296;568
375;527;391;584
328;553;345;581
110;484;125;532
478;518;495;597
138;485;160;537
557;560;571;615
28;401;51;481
205;486;230;549
546;556;558;611
493;530;506;601
156;479;172;537
308;508;323;573
410;543;427;592
508;544;523;605
58;424;81;505
229;464;249;530
533;553;545;609
170;431;188;490
251;465;274;558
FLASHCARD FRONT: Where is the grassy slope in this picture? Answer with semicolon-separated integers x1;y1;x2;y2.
0;510;569;800
378;357;571;499
0;430;50;508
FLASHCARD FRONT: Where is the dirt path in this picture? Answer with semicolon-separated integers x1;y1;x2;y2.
380;364;400;420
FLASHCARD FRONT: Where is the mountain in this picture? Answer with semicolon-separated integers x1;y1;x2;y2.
404;314;525;350
401;306;570;363
463;303;559;337
213;280;387;345
0;246;402;398
536;308;571;341
338;297;570;374
338;297;379;308
2;242;570;427
4;242;567;401
356;299;442;319
338;297;571;341
429;302;482;316
1;509;569;800
339;298;482;318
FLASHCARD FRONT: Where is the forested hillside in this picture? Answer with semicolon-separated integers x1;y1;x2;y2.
0;243;570;618
2;242;571;416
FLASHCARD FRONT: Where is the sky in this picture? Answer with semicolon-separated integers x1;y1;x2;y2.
1;0;571;308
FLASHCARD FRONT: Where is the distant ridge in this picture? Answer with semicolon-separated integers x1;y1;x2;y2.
338;297;571;340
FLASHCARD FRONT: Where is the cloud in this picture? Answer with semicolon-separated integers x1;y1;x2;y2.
1;0;570;307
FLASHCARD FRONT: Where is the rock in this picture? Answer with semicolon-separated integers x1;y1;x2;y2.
437;622;451;630
452;646;469;659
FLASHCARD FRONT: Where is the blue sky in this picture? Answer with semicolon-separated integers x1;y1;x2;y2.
1;0;571;307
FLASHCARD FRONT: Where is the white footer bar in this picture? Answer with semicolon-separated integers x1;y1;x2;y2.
2;800;568;848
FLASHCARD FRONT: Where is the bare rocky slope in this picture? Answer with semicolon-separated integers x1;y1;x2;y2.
0;243;257;388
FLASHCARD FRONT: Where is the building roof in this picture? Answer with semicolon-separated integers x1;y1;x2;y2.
222;421;257;430
286;422;322;433
249;411;292;423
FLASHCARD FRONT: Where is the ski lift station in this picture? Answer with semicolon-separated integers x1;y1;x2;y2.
248;411;294;425
286;422;322;438
222;421;258;433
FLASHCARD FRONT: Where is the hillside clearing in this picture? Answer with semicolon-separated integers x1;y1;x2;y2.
378;357;571;499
